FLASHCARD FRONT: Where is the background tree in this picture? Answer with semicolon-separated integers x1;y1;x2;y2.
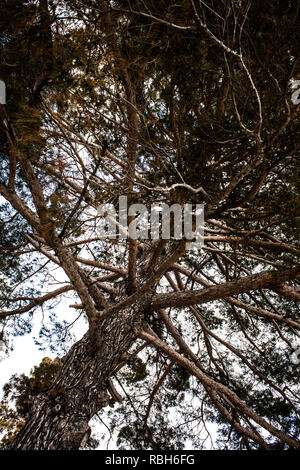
0;357;99;448
0;0;299;450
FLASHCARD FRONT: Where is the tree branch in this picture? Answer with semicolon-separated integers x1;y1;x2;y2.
152;265;300;309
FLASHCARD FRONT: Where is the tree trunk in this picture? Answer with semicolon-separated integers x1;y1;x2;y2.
10;307;145;450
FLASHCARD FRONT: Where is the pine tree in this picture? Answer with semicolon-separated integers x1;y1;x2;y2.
0;0;299;450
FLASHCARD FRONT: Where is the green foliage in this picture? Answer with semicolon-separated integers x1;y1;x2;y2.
0;402;24;450
2;357;62;417
124;357;148;384
166;364;190;392
0;0;299;451
0;357;62;448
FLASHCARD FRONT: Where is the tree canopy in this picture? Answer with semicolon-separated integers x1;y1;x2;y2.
0;0;299;450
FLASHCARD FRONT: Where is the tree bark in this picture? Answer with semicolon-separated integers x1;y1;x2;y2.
10;306;145;450
152;265;300;309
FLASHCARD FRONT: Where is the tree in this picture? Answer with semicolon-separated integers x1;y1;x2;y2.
0;357;60;448
0;357;100;449
0;0;299;450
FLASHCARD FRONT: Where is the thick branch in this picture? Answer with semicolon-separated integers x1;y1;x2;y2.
152;265;300;309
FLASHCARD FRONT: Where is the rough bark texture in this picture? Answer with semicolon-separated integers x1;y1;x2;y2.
152;265;300;309
10;304;146;450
